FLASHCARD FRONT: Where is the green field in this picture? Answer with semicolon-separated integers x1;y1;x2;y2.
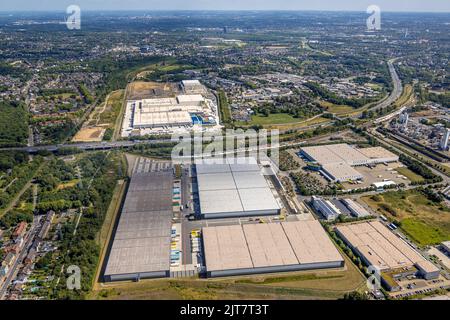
362;189;450;246
246;113;303;125
401;218;449;246
320;101;354;114
396;167;425;183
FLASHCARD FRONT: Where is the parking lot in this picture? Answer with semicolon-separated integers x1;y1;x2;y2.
390;276;450;299
341;162;410;190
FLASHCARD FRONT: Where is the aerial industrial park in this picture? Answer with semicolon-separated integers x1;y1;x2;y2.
0;4;449;306
121;80;220;137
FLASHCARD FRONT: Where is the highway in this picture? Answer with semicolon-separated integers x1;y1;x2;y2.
367;59;403;114
343;59;403;122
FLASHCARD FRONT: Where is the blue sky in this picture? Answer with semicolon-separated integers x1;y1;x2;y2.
0;0;449;12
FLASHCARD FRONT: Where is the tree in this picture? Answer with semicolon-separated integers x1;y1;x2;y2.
341;291;369;300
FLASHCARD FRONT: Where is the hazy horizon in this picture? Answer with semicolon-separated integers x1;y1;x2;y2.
0;0;449;13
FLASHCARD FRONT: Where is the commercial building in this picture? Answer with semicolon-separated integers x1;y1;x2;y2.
300;144;399;182
322;162;363;183
202;220;344;277
373;180;396;190
130;96;204;129
121;80;219;137
336;221;440;285
311;196;342;221
104;168;174;282
181;80;205;94
341;199;371;218
357;147;399;164
441;241;450;255
196;158;281;219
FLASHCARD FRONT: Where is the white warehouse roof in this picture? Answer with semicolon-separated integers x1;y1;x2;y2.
196;157;281;218
301;144;398;167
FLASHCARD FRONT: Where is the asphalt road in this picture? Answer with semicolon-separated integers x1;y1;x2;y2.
181;166;193;265
365;59;403;115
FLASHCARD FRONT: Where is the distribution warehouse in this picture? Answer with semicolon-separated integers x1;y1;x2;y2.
195;158;281;218
121;80;219;137
300;144;399;182
336;221;440;281
104;161;174;282
202;220;344;277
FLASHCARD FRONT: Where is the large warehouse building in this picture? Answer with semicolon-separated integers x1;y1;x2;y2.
336;221;440;282
195;158;281;219
121;80;219;137
202;220;344;277
300;144;399;182
104;165;174;282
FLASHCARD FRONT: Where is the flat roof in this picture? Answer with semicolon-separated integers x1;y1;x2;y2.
176;94;204;103
232;171;269;189
133;110;192;127
203;220;344;273
301;145;344;165
442;241;450;250
238;187;280;212
325;144;369;164
199;189;244;215
197;172;236;191
202;225;254;271
104;170;173;278
342;199;371;217
358;147;398;160
301;144;396;166
195;159;231;174
336;221;438;272
322;163;363;181
196;157;280;216
182;80;202;85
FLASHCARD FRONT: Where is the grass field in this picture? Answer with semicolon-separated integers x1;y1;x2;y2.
362;189;450;246
394;84;414;108
396;167;425;183
320;101;354;114
249;113;301;125
238;114;330;131
99;90;125;126
75;89;125;142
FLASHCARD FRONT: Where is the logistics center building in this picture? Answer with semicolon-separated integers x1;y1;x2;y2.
202;220;344;277
195;158;281;219
336;221;440;280
300;144;399;182
104;170;173;282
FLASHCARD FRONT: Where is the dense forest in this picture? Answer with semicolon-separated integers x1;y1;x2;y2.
0;100;29;147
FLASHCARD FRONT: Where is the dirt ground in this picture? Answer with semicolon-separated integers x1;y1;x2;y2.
72;127;105;142
127;81;179;100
